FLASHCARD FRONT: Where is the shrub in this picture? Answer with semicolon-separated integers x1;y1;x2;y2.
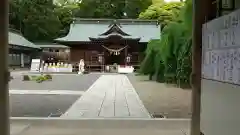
23;75;30;81
44;74;52;80
35;76;45;83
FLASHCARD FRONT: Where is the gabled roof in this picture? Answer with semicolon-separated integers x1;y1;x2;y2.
8;29;40;49
89;21;141;41
100;23;130;36
55;18;161;43
89;33;141;42
34;42;69;48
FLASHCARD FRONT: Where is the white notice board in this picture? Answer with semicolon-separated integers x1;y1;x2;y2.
202;9;240;85
30;59;41;72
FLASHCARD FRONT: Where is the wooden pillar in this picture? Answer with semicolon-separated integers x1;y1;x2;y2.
20;53;24;68
124;41;128;65
125;46;128;65
191;0;211;134
0;0;10;135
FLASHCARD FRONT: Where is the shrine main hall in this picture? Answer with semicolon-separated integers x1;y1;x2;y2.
55;18;161;70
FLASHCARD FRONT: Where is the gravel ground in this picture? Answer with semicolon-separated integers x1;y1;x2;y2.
128;74;192;118
9;74;101;91
10;94;80;117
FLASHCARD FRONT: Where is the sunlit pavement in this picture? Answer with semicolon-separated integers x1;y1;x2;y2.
61;75;150;118
9;73;190;135
10;74;149;118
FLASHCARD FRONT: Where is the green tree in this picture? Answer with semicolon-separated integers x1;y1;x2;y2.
75;0;151;19
139;0;193;87
138;1;184;28
9;0;80;41
54;0;80;36
9;0;62;41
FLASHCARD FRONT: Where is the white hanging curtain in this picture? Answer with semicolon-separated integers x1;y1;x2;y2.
102;45;128;55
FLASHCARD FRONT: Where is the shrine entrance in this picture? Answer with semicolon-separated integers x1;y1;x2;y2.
87;21;142;70
102;45;127;65
105;53;121;65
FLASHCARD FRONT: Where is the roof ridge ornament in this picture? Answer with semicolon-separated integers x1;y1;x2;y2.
101;20;131;36
108;19;121;28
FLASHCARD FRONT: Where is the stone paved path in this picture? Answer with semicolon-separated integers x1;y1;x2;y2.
61;75;150;118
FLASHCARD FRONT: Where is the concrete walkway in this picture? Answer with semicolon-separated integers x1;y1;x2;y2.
61;75;150;118
10;119;190;135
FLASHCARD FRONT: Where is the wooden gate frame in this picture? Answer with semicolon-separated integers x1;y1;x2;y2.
191;0;217;134
0;0;10;135
0;0;224;135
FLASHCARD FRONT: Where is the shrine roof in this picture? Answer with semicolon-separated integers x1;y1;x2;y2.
89;32;141;41
35;42;69;48
55;18;161;43
8;29;40;49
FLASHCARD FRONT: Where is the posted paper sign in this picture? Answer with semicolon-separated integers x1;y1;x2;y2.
202;9;240;85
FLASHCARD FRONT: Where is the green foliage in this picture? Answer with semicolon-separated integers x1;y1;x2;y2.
44;74;53;80
145;39;161;54
9;0;62;41
9;0;151;41
139;0;192;88
139;1;184;28
36;75;46;83
54;3;78;36
9;0;78;41
35;74;53;83
139;40;160;75
155;58;165;82
75;0;151;19
22;74;52;83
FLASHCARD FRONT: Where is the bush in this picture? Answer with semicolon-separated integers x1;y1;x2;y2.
44;74;52;80
23;75;30;81
35;76;46;83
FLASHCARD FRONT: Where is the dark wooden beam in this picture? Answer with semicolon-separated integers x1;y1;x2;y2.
191;0;212;135
0;0;9;135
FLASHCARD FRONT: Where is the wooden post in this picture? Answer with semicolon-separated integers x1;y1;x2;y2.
191;0;211;134
125;46;128;65
0;0;10;135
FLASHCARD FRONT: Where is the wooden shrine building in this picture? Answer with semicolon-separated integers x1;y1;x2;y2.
8;29;41;68
55;18;161;71
35;42;70;63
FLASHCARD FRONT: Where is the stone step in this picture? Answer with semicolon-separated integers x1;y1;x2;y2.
11;118;190;135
